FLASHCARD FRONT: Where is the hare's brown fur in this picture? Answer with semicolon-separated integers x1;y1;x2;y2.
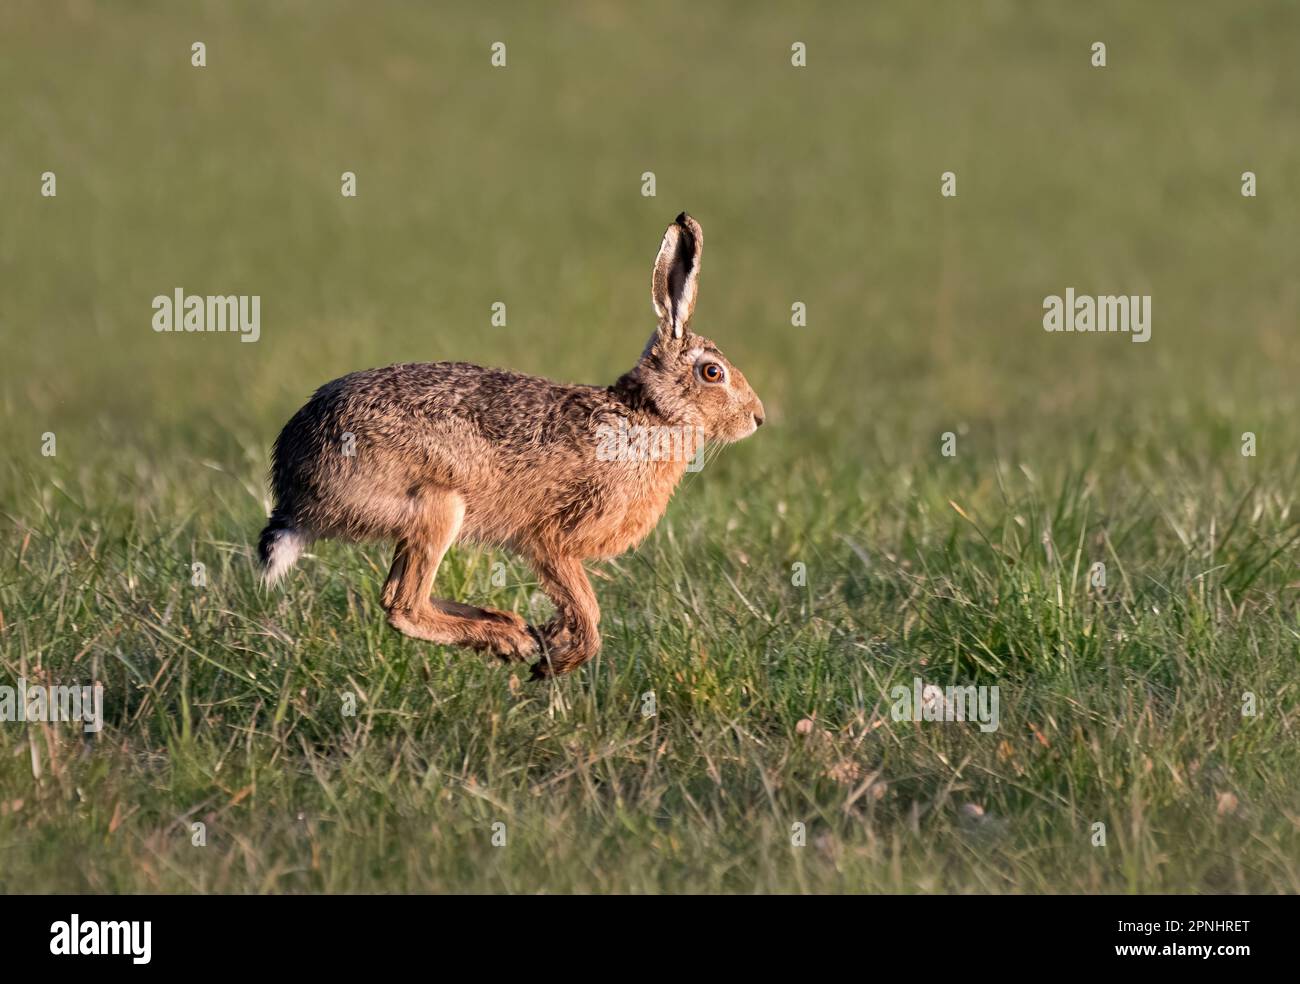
258;213;763;678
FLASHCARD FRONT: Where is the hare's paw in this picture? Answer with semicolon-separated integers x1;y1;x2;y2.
538;618;574;651
528;636;599;680
527;620;577;678
529;655;559;681
482;616;541;663
529;649;577;680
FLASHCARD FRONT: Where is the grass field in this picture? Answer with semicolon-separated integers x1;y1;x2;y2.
2;1;1298;893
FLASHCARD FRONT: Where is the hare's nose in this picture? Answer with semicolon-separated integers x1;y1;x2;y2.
753;412;765;427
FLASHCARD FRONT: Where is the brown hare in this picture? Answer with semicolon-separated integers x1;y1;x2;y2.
258;213;764;678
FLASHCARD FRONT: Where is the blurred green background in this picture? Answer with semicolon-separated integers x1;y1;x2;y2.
5;0;1297;460
1;1;1297;893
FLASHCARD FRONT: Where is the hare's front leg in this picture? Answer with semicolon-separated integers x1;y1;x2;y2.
529;555;601;679
381;492;539;662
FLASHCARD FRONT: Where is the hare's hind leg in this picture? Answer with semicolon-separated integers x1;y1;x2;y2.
380;544;409;609
382;492;539;662
529;555;601;679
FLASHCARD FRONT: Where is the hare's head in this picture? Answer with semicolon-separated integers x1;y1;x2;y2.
634;213;765;443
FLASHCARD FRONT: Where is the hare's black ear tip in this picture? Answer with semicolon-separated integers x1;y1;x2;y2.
675;211;690;226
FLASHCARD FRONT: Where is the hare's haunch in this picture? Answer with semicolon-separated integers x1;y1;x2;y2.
258;213;764;678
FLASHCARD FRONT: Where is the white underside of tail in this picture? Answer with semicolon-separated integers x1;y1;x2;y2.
262;528;308;586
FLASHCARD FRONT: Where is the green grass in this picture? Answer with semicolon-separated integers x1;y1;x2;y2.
1;0;1298;893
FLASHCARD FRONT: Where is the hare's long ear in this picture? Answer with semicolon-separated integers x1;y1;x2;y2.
651;212;703;342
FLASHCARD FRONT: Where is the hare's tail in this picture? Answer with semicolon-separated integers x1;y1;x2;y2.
258;512;308;587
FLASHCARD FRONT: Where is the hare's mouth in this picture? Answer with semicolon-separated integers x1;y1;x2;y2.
721;416;761;443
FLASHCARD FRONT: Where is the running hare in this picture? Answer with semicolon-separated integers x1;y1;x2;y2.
258;213;764;678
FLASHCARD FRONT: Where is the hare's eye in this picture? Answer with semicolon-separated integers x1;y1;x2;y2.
698;362;725;384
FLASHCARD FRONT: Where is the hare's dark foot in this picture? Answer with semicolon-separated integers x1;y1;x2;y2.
526;618;575;678
528;635;600;680
538;618;574;651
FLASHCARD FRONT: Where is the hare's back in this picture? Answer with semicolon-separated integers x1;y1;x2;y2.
269;362;602;539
